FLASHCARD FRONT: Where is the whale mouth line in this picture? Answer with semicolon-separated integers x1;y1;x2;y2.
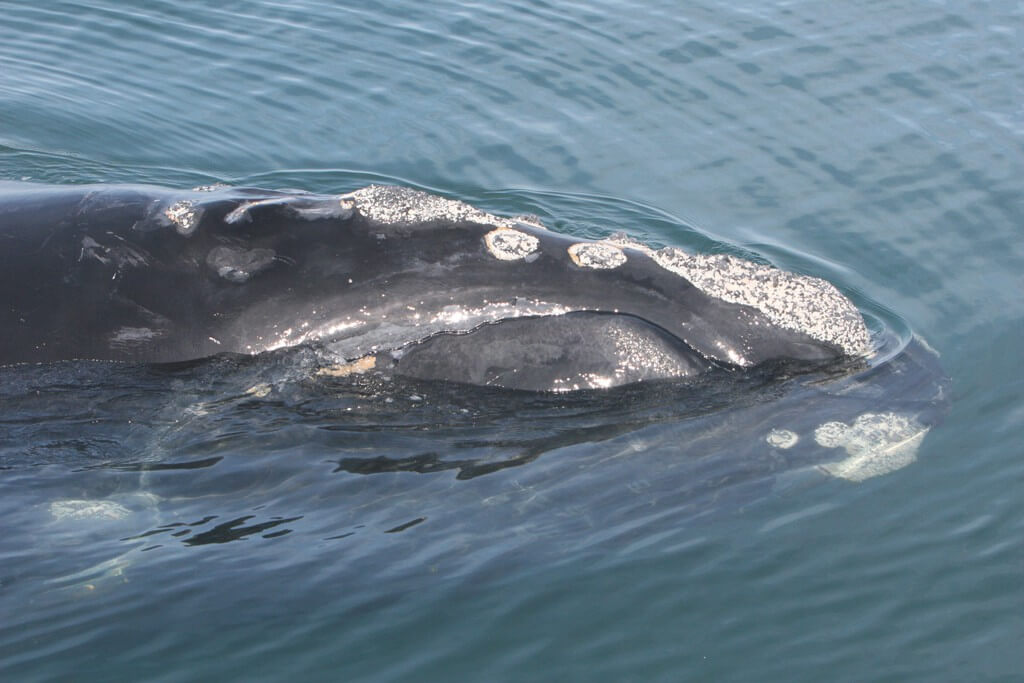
382;310;716;392
396;310;686;350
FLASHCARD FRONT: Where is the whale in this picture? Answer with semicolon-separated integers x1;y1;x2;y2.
0;184;952;606
0;182;871;390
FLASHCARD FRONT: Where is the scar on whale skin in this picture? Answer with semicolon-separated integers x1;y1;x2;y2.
206;246;277;283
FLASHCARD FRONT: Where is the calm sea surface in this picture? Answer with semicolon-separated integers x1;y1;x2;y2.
0;1;1021;681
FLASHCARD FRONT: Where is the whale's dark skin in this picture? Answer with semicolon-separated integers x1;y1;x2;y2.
0;182;869;389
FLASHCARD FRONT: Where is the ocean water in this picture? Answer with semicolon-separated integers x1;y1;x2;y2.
0;1;1021;681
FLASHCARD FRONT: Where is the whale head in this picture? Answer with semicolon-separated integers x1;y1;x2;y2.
0;182;870;391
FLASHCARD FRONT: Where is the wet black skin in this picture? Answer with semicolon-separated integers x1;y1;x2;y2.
0;183;845;388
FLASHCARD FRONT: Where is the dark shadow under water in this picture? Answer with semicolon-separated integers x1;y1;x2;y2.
0;329;947;600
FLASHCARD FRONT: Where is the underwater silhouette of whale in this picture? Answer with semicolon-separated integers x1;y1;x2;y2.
0;182;870;390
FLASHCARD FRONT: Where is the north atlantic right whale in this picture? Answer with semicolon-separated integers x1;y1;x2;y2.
0;182;870;390
0;183;950;600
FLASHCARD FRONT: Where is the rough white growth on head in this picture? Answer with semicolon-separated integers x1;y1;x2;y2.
568;242;627;269
651;248;870;357
165;200;201;236
814;412;928;482
342;185;531;228
591;232;869;356
766;428;799;449
191;183;231;192
485;228;540;260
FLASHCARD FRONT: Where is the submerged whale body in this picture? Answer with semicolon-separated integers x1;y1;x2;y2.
0;182;871;390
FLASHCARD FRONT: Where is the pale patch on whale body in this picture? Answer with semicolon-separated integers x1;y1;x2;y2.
342;185;525;229
568;242;627;269
595;232;870;359
814;412;929;482
164;200;202;236
766;428;799;449
652;250;870;358
484;228;540;261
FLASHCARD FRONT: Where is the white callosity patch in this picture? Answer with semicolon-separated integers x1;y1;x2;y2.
594;232;870;357
485;228;540;261
568;242;627;269
165;200;202;236
766;428;799;449
342;185;533;229
651;248;870;357
814;412;929;482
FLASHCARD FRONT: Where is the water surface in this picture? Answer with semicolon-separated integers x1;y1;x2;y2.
0;1;1021;681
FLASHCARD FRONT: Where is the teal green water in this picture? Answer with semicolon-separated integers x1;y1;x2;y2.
1;1;1021;681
